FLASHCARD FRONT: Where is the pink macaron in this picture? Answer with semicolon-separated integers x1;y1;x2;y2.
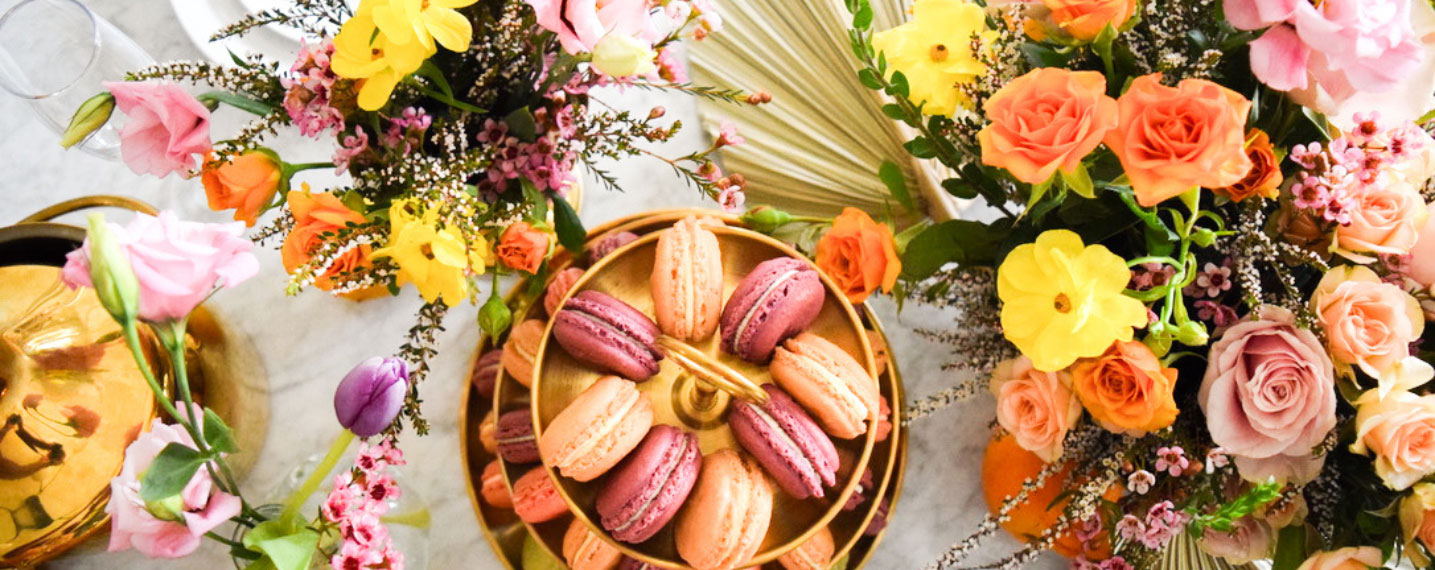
554;291;664;381
589;231;640;265
651;216;724;342
538;375;656;482
596;425;702;543
480;460;513;508
496;408;540;464
730;384;838;500
720;257;825;363
471;349;503;401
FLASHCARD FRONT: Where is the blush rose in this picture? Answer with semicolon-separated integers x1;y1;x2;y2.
989;356;1082;462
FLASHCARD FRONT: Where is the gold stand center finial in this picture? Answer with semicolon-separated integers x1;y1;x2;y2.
655;336;768;429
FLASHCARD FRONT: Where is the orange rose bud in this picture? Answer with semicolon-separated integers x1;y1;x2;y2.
497;221;551;274
1041;0;1136;41
1213;129;1283;202
1070;340;1179;436
979;68;1118;185
202;151;283;227
281;189;384;300
815;208;901;304
1104;74;1254;207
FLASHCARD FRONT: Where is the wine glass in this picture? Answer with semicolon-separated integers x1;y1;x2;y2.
0;0;155;159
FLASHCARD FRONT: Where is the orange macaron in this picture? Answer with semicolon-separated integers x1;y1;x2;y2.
502;319;546;388
675;449;774;570
769;332;880;439
538;375;655;482
513;466;568;524
563;519;623;570
777;525;834;570
651;216;724;342
480;460;513;508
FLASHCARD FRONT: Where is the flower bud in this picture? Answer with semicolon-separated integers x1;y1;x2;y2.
60;92;115;149
334;357;409;437
591;33;656;78
648;106;666;120
1175;320;1209;346
478;292;513;339
85;213;140;323
144;494;185;522
740;206;794;234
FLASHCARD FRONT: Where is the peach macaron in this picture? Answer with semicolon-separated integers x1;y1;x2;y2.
502;319;546;388
770;332;879;439
651;216;724;342
563;519;624;570
675;449;774;570
538;375;655;482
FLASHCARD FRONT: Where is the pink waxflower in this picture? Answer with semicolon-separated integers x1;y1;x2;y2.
527;0;657;54
1186;261;1233;298
1115;514;1146;542
1155;446;1190;476
1206;447;1231;473
718;185;746;214
1099;557;1134;570
107;416;242;558
61;211;258;324
105;81;212;178
1140;501;1192;549
1127;469;1155;494
333;129;370;174
717;121;745;147
323;437;406;570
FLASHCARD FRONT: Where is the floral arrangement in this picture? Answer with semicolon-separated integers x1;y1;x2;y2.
59;210;420;569
60;0;761;435
747;0;1435;567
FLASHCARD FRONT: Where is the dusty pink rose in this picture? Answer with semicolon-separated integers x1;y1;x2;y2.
107;416;241;558
1335;179;1430;256
1311;265;1426;390
62;211;258;323
1197;517;1274;565
1295;547;1382;570
989;356;1082;462
1354;389;1435;490
526;0;656;53
104;81;212;178
1199;306;1336;483
1406;202;1435;287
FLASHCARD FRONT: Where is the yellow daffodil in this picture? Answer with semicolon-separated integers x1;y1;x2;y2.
372;0;477;53
870;0;992;116
997;229;1148;372
332;7;431;111
371;201;470;305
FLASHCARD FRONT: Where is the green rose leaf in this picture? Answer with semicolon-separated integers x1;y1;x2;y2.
139;443;207;502
878;160;915;210
202;408;239;455
552;194;586;253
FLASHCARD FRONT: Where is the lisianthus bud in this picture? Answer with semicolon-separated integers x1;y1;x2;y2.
740;206;794;233
85;213;140;323
334;357;409;437
60;92;115;149
478;292;513;339
591;33;657;78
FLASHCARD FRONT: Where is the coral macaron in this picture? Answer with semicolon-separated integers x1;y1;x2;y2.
596;425;702;543
720;257;825;363
496;408;540;464
554;291;664;381
675;449;774;570
512;466;567;524
564;519;624;570
479;460;513;508
538;375;655;482
730;384;838;500
502;319;546;388
770;333;879;439
545;267;586;316
652;216;724;342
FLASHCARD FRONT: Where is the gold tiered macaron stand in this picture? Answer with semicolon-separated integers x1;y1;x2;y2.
458;210;907;569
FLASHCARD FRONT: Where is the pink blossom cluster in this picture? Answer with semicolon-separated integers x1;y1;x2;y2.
282;38;346;138
333;129;370;174
1116;501;1192;550
324;438;406;570
1127;262;1176;291
1289;114;1432;225
1072;515;1132;570
473;109;579;196
379;107;433;155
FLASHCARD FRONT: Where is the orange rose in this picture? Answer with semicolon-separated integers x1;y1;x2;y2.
1070;340;1179;436
1213;129;1283;202
978;68;1118;185
497;221;551;274
815;208;900;303
1104;74;1253;207
281;189;384;299
1041;0;1136;41
202;151;282;227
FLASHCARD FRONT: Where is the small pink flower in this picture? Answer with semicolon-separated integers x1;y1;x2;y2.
1155;446;1190;476
1127;469;1155;494
1206;447;1231;473
331;540;385;570
717;121;745;147
1195;301;1240;329
334;129;370;174
364;473;401;506
718;186;746;213
1186;262;1233;298
1115;514;1145;542
105;81;212;178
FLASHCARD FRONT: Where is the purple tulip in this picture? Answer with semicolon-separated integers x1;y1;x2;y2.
333;357;409;437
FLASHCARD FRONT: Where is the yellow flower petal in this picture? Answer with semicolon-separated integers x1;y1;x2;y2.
357;68;401;111
423;8;473;52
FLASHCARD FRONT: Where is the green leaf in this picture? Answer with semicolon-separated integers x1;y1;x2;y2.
1092;24;1118;78
139;443;207;502
416;60;454;98
941;178;979;199
844;0;859;14
903;137;936;159
878;160;915;210
1027;177;1055;211
901;220;1004;279
227;49;252;69
505;107;538;142
1058;163;1095;199
202;408;239;454
243;523;319;570
857;68;883;90
880;103;906;121
1418;107;1435;126
522;179;548;223
852;2;873;29
1302;107;1332;141
552;194;586;253
1271;525;1309;570
1018;43;1070;68
196;90;276;116
888;71;910;98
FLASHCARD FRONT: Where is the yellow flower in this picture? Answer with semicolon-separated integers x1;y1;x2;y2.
1401;482;1435;566
332;4;431;111
372;0;477;53
371;201;470;305
997;229;1148;372
870;0;991;116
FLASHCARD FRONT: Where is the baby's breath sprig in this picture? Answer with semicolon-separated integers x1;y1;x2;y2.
211;0;351;42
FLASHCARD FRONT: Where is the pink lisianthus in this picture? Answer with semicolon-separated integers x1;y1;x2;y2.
61;211;259;323
526;0;657;54
107;417;241;558
104;81;212;178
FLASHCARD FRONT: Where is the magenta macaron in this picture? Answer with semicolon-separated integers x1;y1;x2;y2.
595;424;702;543
495;408;540;464
720;257;825;363
554;290;664;381
730;384;839;500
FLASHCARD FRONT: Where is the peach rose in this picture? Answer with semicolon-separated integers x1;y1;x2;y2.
1354;389;1435;490
1213;129;1283;202
1197;517;1274;566
497;221;551;274
1312;265;1427;391
1070;340;1179;436
1040;0;1136;41
1336;178;1430;256
989;356;1082;462
978;68;1118;185
202;151;282;227
1407;202;1435;287
1294;547;1382;570
815;208;900;303
1401;482;1435;565
281;189;385;300
1104;74;1254;207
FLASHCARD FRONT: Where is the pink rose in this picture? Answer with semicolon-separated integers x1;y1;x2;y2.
1311;265;1428;391
1295;547;1383;570
1302;0;1435;127
1198;306;1336;484
1197;517;1274;565
1406;202;1435;287
1354;390;1435;490
989;356;1081;462
62;211;258;323
107;416;242;558
1335;179;1430;256
105;81;212;178
526;0;657;53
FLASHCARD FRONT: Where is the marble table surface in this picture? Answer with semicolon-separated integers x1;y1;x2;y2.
0;1;1062;568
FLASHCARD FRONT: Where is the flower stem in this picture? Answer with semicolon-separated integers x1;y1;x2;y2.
161;321;242;496
279;430;355;529
380;507;432;530
118;321;185;425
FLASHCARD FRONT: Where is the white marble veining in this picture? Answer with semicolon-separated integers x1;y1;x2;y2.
0;1;1062;568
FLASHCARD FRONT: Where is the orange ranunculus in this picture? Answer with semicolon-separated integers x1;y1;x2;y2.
1070;340;1179;436
1041;0;1136;41
979;68;1117;185
202;151;283;227
1104;74;1254;207
815;208;901;303
497;221;551;274
1214;129;1284;202
281;189;385;300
